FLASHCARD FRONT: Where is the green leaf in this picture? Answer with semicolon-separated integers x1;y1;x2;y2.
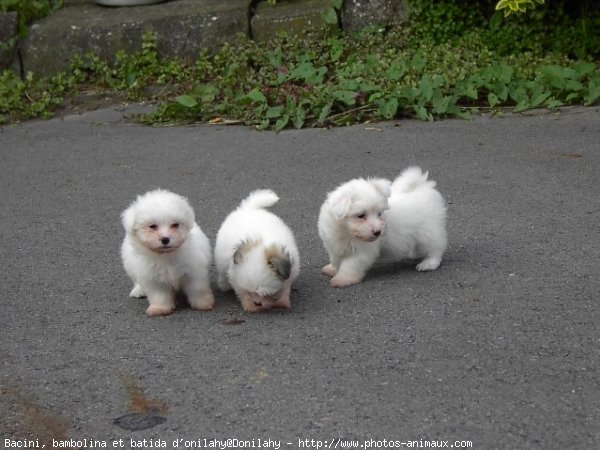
331;0;343;9
583;80;600;106
459;83;479;100
266;105;284;119
385;62;407;81
545;98;564;109
565;80;584;92
414;105;432;121
417;75;434;101
291;62;327;85
573;61;597;77
411;52;427;71
378;97;398;119
488;92;499;108
318;102;333;124
257;118;271;130
514;101;531;112
322;7;338;24
246;88;267;103
530;91;551;108
332;90;358;106
267;49;283;68
432;93;452;115
275;114;289;131
176;95;198;109
194;84;219;103
293;107;305;129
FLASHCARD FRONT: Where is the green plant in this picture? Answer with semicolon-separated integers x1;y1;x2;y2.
496;0;544;16
1;2;599;127
146;28;599;129
0;0;62;38
0;69;73;123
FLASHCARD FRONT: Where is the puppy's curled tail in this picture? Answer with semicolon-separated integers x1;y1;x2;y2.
239;189;279;210
391;166;436;193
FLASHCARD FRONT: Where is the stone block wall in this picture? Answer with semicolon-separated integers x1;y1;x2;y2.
3;0;407;75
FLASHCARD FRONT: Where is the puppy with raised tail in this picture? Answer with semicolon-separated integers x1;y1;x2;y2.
215;189;300;313
121;189;215;316
318;166;447;288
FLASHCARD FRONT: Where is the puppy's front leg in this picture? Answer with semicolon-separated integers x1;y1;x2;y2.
145;284;176;316
183;278;215;311
129;283;146;298
331;246;379;288
272;285;292;310
322;264;338;277
187;289;215;311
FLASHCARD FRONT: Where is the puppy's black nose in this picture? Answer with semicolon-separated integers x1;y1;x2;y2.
373;230;381;237
161;237;170;245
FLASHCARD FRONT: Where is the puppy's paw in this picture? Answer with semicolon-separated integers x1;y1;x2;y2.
331;273;362;288
189;291;215;311
146;305;174;316
322;264;337;277
129;284;146;298
272;289;291;309
416;257;441;272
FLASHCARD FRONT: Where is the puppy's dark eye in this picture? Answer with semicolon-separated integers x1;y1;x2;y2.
378;211;384;218
149;224;158;230
171;223;180;229
357;213;367;219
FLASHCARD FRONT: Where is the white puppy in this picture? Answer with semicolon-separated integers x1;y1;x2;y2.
120;189;215;316
214;189;300;313
318;166;447;288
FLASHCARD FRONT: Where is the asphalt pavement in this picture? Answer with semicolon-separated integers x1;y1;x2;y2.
1;106;599;449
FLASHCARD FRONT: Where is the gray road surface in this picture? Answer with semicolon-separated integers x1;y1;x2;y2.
1;106;599;449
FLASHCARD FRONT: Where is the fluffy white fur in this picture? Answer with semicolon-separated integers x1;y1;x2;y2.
318;166;447;288
121;189;214;316
214;189;300;313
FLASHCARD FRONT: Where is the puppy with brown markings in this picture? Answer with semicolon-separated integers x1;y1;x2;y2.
214;189;300;313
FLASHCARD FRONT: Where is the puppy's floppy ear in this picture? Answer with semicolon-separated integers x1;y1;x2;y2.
121;206;137;233
265;244;291;280
327;189;353;219
233;239;260;264
368;177;392;198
